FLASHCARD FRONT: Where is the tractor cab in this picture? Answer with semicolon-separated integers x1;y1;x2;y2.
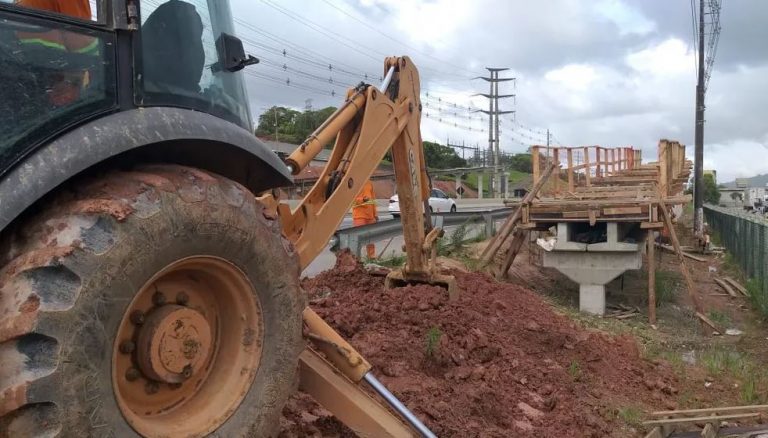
0;0;255;177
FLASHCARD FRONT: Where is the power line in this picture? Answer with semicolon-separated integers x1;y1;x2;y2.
318;0;479;77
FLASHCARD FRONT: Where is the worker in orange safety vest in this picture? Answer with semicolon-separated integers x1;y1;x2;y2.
15;0;98;107
352;180;378;259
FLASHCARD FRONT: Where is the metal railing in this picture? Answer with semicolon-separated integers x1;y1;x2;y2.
704;205;768;314
333;208;514;257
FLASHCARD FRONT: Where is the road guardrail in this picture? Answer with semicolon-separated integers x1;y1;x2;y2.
333;208;514;257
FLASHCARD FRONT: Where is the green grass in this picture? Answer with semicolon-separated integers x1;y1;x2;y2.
463;170;532;197
700;348;745;376
616;406;643;427
374;253;406;268
424;326;442;358
654;271;680;306
746;278;768;319
706;310;732;327
567;360;582;381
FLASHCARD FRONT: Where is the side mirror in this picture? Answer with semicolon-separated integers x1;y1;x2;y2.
213;33;259;73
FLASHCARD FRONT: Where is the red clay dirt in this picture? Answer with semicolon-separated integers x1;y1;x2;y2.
280;252;681;437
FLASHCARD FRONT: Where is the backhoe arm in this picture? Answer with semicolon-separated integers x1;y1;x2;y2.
258;57;452;438
276;56;429;272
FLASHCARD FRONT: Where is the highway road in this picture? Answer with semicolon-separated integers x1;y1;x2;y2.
302;199;507;277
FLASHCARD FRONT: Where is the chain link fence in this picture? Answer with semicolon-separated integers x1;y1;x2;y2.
705;205;768;316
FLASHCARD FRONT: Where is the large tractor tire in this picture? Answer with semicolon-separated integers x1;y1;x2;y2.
0;165;305;437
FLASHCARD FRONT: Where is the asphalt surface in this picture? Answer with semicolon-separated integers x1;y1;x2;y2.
303;201;506;277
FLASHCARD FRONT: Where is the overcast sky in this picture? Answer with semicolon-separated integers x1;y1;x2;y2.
231;0;768;183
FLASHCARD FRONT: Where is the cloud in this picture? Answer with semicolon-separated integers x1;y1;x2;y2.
229;0;768;179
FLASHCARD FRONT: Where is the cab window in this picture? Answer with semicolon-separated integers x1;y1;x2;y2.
0;5;116;172
136;0;252;130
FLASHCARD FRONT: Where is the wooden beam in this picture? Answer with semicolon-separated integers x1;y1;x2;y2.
583;146;591;187
657;199;704;317
532;146;540;189
567;148;574;192
643;413;759;427
647;231;656;325
641;222;664;229
714;278;739;298
479;164;556;266
603;206;643;215
723;277;748;296
553;148;560;194
650;404;768;417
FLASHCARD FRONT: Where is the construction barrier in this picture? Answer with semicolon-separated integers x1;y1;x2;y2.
704;205;768;314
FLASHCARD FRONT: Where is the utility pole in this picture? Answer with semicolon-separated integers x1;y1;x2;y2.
693;0;705;234
692;0;722;235
474;68;515;198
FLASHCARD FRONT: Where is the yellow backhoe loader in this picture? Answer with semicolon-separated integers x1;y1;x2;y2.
0;1;452;436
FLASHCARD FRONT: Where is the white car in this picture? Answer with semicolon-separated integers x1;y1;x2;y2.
388;188;456;217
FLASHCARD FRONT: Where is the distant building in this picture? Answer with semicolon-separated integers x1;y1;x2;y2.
718;188;744;208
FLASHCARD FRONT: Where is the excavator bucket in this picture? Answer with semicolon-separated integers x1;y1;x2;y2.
384;269;459;301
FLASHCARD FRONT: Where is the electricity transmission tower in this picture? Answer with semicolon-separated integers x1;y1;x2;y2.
693;0;722;234
474;68;515;197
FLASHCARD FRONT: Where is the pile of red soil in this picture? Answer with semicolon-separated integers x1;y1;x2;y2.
283;254;679;437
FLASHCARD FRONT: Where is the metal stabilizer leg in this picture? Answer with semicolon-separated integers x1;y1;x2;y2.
364;372;438;438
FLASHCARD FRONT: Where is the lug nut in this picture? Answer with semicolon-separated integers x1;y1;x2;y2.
119;340;135;354
125;367;140;382
152;291;166;306
130;310;145;325
145;381;160;395
176;291;189;305
182;364;193;379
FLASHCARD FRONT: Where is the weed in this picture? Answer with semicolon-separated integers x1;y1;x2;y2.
746;278;768;319
654;271;680;306
617;406;642;427
706;310;732;327
741;375;758;404
567;360;582;381
374;253;406;268
424;326;442;358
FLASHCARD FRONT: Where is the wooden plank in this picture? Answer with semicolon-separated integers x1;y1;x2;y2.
603;206;643;215
714;278;739;298
723;277;748;296
648;231;656;325
498;229;528;278
562;210;590;218
641;222;664;229
657;199;705;317
479;163;555;266
532;146;540;189
553;148;560;194
583;146;591;187
643;413;759;427
567;148;574;192
696;312;722;334
588;209;597;226
651;404;768;417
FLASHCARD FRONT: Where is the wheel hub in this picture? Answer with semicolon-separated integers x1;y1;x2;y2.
112;257;264;438
136;305;212;384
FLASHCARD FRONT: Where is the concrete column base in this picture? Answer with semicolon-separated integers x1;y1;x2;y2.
579;284;606;315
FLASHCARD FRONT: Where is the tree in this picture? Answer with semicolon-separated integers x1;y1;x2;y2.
422;141;467;169
702;173;720;204
255;106;338;145
507;153;532;173
254;106;301;142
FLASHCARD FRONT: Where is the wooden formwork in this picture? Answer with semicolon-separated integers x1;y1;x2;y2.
522;141;691;224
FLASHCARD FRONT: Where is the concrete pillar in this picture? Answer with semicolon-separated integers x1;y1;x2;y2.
503;171;510;198
580;285;606;315
477;173;484;199
455;175;462;199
